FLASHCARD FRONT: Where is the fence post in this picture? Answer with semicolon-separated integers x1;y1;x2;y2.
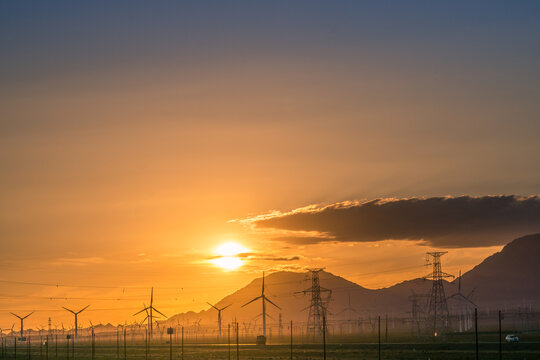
385;314;388;343
169;329;172;360
322;316;326;360
498;310;502;360
378;316;381;360
235;323;239;360
91;328;95;360
475;308;479;360
290;321;293;360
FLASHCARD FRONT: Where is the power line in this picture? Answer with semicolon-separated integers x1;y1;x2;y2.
0;279;184;290
0;264;425;291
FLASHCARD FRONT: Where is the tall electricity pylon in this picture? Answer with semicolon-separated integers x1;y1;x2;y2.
408;290;427;336
423;252;454;336
301;268;332;336
207;302;231;337
242;272;280;338
62;305;89;340
10;312;33;338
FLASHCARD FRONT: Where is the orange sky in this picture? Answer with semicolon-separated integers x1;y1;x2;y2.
2;1;540;329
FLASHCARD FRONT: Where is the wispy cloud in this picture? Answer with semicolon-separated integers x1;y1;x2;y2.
51;257;107;266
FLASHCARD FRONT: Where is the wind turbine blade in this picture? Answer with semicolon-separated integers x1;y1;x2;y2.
62;307;76;315
221;304;232;311
23;312;34;319
152;307;167;318
78;305;90;314
263;296;281;310
241;296;262;308
150;287;154;306
207;302;219;311
10;313;22;319
133;308;149;316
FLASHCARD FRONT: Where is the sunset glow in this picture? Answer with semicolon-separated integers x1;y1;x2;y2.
210;242;249;270
211;256;244;271
1;1;539;337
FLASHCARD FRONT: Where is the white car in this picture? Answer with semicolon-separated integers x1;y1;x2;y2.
505;334;519;343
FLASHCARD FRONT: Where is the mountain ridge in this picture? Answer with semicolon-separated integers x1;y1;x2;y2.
165;233;540;327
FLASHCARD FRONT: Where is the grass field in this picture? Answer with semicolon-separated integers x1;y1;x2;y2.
3;337;540;360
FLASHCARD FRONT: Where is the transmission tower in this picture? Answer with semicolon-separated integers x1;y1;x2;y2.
301;268;332;336
423;252;454;336
408;290;427;336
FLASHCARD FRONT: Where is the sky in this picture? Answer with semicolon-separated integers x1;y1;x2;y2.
1;1;540;329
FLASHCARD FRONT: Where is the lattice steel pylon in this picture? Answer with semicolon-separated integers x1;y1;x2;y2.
301;268;332;336
423;252;454;337
408;290;427;336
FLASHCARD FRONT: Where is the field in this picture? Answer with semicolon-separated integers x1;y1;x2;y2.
3;333;540;360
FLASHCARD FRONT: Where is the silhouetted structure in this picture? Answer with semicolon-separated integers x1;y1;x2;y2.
302;268;332;336
337;294;359;334
10;312;33;338
62;305;90;340
448;270;476;332
423;252;454;336
241;272;280;341
133;288;166;341
207;302;231;337
408;291;426;336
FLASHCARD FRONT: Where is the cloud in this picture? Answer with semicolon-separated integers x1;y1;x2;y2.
245;196;540;248
207;252;300;262
51;256;107;266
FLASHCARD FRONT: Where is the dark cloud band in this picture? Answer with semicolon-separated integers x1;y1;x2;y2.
250;196;540;248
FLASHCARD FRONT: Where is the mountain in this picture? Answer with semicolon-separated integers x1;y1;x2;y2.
459;233;540;307
165;234;540;327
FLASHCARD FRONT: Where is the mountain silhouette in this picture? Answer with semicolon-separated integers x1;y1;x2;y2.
166;234;540;328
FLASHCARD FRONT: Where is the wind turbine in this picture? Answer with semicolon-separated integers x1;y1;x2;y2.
448;270;476;332
207;302;231;337
62;305;89;340
10;312;34;338
241;272;280;341
448;270;476;306
133;288;166;341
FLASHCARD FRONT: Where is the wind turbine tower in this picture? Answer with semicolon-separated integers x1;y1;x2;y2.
242;272;280;342
62;305;90;340
207;302;231;337
133;288;166;341
10;312;34;339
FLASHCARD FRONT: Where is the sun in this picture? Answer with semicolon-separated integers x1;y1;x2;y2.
211;242;249;271
212;256;244;271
